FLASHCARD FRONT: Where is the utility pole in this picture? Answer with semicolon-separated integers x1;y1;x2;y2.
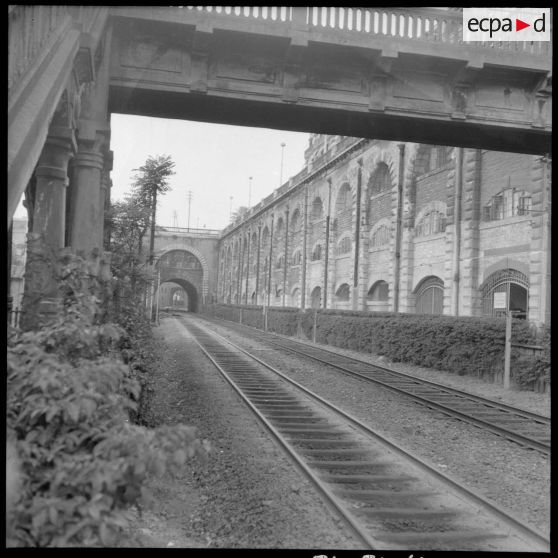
280;142;286;186
172;211;179;228
187;190;192;231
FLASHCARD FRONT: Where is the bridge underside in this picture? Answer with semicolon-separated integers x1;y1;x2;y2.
109;85;549;155
109;10;551;155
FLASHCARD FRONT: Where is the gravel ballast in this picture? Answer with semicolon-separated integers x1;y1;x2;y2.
201;316;550;538
129;317;359;549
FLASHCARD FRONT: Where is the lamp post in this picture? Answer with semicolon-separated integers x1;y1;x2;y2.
248;176;253;209
280;142;286;186
187;190;192;231
229;196;234;221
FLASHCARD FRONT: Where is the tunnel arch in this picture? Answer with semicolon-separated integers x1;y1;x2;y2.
158;278;200;313
154;245;209;302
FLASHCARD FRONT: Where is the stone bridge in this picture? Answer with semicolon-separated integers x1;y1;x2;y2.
153;226;221;312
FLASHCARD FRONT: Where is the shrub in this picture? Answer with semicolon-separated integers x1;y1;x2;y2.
7;253;208;547
205;305;548;389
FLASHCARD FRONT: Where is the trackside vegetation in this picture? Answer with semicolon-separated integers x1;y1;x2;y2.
204;304;550;391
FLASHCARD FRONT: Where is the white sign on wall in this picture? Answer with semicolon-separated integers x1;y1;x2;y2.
493;291;507;310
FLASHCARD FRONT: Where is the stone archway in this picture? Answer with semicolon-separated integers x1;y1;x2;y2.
158;278;200;313
155;245;209;303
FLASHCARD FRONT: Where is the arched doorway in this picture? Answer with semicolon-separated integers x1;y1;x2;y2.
367;280;389;311
310;286;321;309
414;276;444;315
157;278;200;313
481;269;529;319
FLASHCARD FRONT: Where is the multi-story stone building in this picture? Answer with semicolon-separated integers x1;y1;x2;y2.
217;135;551;325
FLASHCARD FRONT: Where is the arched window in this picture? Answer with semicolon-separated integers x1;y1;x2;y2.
261;226;270;246
291;250;302;266
335;183;352;214
335;283;350;301
415;210;447;237
367;280;389;301
275;255;284;269
310;286;322;309
368;162;392;197
311;243;322;261
423;146;452;174
312;197;323;220
291;209;301;232
481;269;529;319
483;188;532;221
371;225;391;247
276;217;284;235
415;276;444;315
337;236;352;255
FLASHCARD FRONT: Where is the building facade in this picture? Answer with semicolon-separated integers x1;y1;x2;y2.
217;135;551;325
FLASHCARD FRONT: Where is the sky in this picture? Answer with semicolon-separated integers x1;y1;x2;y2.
13;114;310;230
110;115;310;231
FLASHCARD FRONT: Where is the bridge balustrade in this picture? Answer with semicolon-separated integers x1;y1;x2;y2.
8;6;71;92
185;6;551;56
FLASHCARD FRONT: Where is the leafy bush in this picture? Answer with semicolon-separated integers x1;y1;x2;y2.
7;253;208;547
205;305;548;389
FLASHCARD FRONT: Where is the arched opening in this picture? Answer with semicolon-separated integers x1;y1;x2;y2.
156;249;205;310
157;278;200;313
312;196;323;220
367;280;389;311
414;276;444;315
291;287;301;307
310;286;321;309
481;269;529;319
335;283;351;310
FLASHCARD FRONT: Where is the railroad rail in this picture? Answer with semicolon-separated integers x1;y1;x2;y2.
176;315;549;551
199;316;550;455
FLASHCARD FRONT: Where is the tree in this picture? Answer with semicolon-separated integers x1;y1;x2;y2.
131;155;175;265
231;206;249;225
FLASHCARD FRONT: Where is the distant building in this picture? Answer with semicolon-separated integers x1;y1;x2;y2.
217;135;550;324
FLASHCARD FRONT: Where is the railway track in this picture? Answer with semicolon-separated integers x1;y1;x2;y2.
177;316;549;551
201;316;550;455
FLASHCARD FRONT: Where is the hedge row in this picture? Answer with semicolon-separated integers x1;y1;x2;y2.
204;305;550;390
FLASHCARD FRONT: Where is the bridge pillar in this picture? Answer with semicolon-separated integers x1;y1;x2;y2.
68;135;107;253
20;128;76;329
33;129;76;250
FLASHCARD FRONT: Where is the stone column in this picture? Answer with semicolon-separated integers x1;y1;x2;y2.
100;149;113;250
68;134;106;254
69;23;111;254
283;207;289;307
323;177;332;309
458;149;482;317
33;129;76;249
21;127;76;328
528;155;551;325
255;223;261;304
392;144;405;313
301;189;308;309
